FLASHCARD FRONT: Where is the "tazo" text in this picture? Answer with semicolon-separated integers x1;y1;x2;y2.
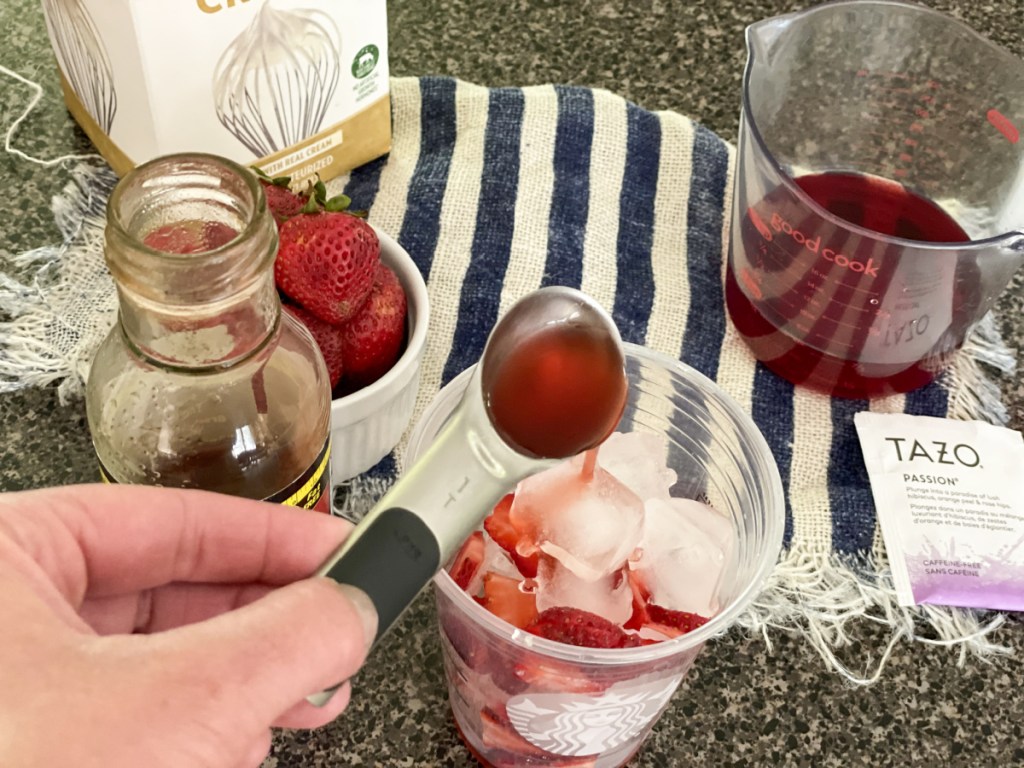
884;437;980;467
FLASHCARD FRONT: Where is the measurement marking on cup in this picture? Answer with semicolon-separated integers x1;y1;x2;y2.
987;109;1020;143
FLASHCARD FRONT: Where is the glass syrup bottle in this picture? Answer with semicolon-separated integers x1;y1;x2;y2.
86;153;332;512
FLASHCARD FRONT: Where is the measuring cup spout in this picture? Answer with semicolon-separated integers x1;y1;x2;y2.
744;12;797;66
997;230;1024;285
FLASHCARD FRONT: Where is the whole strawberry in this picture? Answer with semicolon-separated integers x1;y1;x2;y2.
275;211;380;325
252;168;306;224
261;180;305;225
283;303;345;388
338;263;408;389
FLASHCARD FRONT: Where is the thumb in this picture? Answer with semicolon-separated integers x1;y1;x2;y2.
149;577;377;727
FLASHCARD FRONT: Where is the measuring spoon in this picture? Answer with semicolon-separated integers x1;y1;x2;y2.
307;286;626;705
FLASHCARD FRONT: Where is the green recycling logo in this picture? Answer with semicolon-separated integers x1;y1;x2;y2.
352;45;380;79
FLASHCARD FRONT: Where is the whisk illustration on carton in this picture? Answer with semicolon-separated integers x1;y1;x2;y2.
41;0;117;134
38;0;390;184
213;4;342;158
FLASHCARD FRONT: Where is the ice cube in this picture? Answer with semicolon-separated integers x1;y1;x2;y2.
481;531;525;581
534;556;633;626
511;453;644;582
672;497;735;561
597;432;677;501
635;497;733;616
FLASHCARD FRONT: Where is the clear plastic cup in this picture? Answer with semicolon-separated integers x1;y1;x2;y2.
406;343;785;767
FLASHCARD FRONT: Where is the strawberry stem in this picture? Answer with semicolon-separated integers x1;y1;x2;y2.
300;194;321;214
324;194;352;212
251;165;293;188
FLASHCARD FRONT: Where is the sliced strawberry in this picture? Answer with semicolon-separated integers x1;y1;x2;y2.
440;615;489;672
449;531;485;593
511;655;606;695
486;660;529;696
439;597;493;674
643;603;710;638
479;707;548;758
623;568;652;631
483;493;539;578
469;710;599;768
525;607;642;650
480;573;538;630
479;708;598;768
478;708;601;765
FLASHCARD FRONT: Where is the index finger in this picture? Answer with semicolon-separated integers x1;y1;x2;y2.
0;484;352;601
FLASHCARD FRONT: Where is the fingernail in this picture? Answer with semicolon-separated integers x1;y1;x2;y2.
306;683;342;708
336;583;378;651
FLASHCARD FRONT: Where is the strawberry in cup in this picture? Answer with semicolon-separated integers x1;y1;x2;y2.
407;345;785;768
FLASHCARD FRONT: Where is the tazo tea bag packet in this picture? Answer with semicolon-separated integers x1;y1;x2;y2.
39;0;390;183
854;412;1024;612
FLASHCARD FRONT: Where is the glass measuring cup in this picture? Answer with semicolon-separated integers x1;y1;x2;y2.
726;0;1024;398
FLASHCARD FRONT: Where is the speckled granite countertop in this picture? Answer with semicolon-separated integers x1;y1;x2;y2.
2;1;1023;766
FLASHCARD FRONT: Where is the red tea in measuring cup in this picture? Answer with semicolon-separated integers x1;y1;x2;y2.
727;1;1024;398
727;172;976;398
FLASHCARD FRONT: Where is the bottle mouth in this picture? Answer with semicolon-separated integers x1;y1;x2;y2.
105;153;276;304
108;153;265;256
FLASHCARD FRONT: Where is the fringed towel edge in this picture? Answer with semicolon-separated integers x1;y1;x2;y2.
735;546;1012;686
0;162;116;403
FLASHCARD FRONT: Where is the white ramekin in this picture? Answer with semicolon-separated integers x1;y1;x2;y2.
329;228;429;482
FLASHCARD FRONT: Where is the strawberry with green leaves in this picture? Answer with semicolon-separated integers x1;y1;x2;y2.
252;168;306;225
254;167;411;395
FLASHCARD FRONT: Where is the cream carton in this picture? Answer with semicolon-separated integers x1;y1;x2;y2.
39;0;391;182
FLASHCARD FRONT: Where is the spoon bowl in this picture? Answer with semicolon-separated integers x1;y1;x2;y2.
480;286;627;459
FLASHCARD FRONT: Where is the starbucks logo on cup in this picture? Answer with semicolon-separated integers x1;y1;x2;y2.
505;672;683;757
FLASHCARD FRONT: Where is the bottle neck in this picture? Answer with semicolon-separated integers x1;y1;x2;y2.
104;154;281;369
116;271;280;368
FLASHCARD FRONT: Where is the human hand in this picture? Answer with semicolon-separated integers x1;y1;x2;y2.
0;483;377;768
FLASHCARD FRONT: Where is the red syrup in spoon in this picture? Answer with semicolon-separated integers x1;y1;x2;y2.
484;321;627;461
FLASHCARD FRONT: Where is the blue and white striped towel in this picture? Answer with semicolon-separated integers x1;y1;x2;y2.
332;77;1014;680
1;76;1013;680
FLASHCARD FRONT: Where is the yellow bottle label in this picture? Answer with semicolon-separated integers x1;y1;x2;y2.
267;438;332;513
